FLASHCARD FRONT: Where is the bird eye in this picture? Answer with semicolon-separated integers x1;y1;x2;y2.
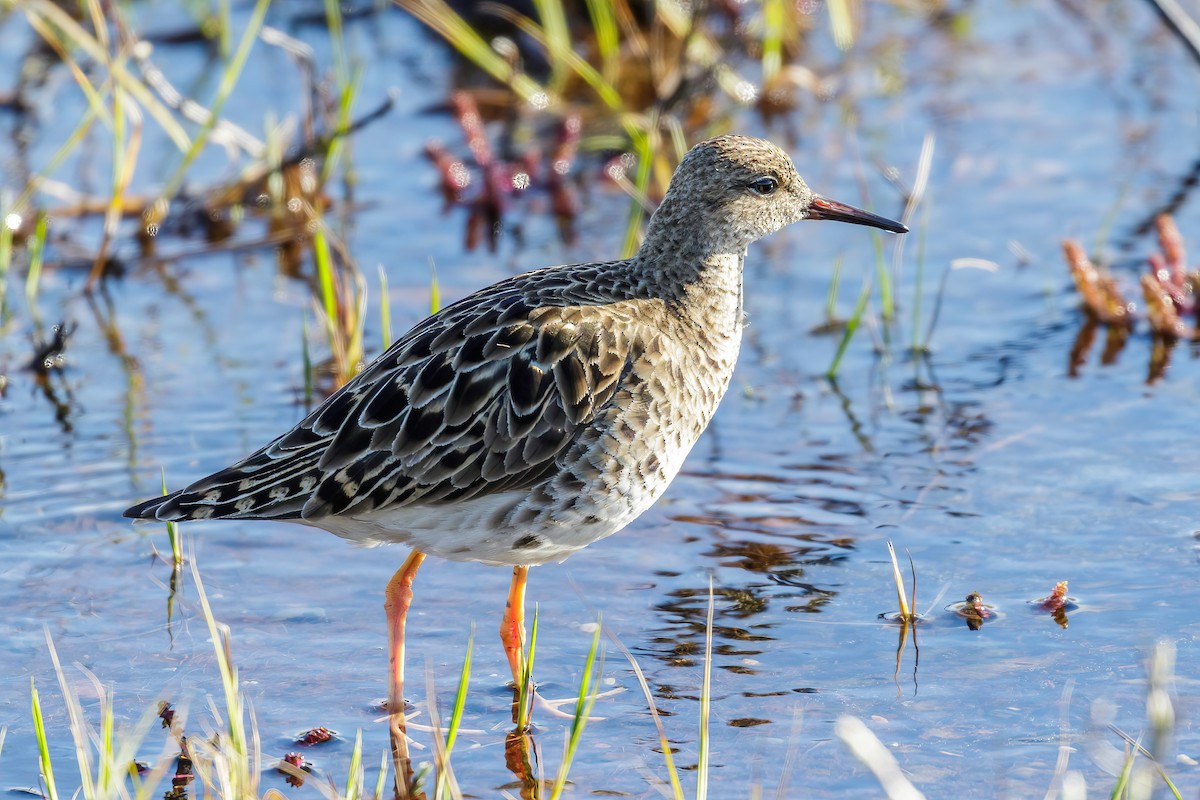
748;176;779;196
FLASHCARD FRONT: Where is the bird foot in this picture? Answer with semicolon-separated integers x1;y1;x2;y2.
532;687;623;720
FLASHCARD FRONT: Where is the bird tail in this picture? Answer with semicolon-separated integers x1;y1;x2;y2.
124;491;184;520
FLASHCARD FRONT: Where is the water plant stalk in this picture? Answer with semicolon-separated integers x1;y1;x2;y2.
30;678;60;800
516;606;540;730
696;581;714;800
549;617;604;800
827;274;872;378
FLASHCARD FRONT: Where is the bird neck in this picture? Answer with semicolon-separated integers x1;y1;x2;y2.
631;195;749;336
629;243;745;340
636;236;745;302
634;210;746;291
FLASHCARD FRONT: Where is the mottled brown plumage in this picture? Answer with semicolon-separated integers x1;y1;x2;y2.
126;135;903;567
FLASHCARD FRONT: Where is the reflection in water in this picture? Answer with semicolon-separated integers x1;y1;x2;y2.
163;735;193;800
503;726;543;799
826;376;874;453
892;617;919;699
26;321;78;435
84;290;143;477
1125;156;1200;242
645;535;843;682
163;562;182;645
1068;317;1182;384
1147;334;1177;384
276;752;312;788
1068;318;1099;378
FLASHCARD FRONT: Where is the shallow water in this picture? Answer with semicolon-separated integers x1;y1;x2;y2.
2;1;1200;797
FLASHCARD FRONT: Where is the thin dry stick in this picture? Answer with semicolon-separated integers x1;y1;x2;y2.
1043;679;1076;800
1143;0;1200;66
886;541;910;621
606;629;685;800
835;716;927;800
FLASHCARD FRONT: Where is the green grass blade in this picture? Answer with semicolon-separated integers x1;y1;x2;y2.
435;631;473;799
0;209;13;323
583;0;619;81
98;685;114;793
827;0;855;50
479;3;624;110
325;0;349;79
22;9;114;131
445;633;473;754
321;63;362;186
373;750;389;800
314;226;339;330
517;606;540;730
395;0;545;102
160;0;272;202
609;630;684;799
24;212;47;317
531;0;571;90
621;127;655;258
872;232;892;323
161;469;182;568
344;729;364;800
217;0;232;57
827;275;872;378
18;0;191;151
550;617;604;800
762;0;784;84
1110;744;1137;799
191;556;252;796
428;256;441;314
301;312;314;407
824;256;844;322
30;678;59;800
378;265;393;350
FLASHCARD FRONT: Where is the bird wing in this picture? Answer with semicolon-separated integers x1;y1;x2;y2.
125;269;640;523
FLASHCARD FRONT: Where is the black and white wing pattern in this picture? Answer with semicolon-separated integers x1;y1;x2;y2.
125;265;641;524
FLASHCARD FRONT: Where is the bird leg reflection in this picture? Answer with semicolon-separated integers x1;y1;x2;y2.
504;725;542;799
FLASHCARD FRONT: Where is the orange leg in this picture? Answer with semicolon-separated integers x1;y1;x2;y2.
500;565;530;686
384;549;426;797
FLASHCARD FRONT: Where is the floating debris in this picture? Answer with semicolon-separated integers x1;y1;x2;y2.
157;700;176;728
295;726;336;746
277;751;312;787
1036;580;1069;613
1031;580;1076;628
949;591;994;631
